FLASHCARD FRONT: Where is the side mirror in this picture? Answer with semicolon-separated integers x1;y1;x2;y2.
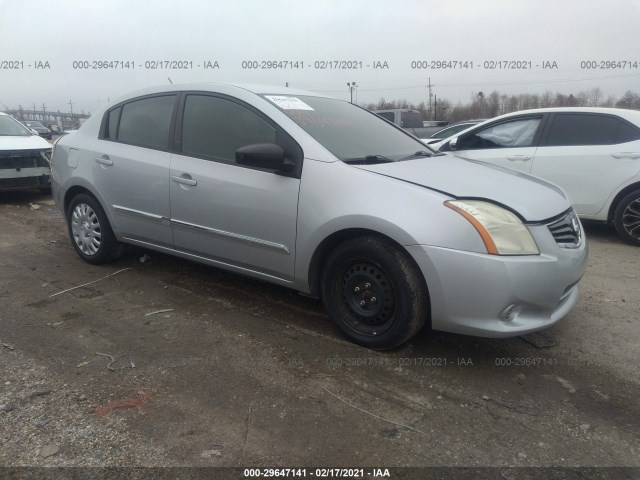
449;137;458;151
236;143;289;171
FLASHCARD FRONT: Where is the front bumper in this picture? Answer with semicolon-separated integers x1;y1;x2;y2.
406;223;588;337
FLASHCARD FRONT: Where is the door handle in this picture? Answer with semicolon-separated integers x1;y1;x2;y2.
611;152;640;159
506;155;532;161
95;156;113;166
171;175;197;186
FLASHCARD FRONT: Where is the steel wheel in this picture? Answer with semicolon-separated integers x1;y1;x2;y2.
340;261;396;336
71;203;102;255
321;235;429;349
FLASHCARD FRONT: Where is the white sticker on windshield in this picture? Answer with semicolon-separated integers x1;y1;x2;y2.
265;95;315;111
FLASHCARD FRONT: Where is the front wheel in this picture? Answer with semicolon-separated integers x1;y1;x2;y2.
614;190;640;246
67;193;122;264
320;236;429;350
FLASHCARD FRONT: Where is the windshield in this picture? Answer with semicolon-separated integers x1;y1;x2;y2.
0;115;32;136
262;95;433;162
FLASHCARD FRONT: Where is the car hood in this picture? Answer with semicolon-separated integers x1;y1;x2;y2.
354;154;570;222
0;135;52;151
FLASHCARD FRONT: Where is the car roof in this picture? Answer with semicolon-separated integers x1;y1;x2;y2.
492;107;640;122
109;82;329;104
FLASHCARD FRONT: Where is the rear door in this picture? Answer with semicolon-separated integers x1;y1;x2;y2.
169;93;302;281
446;115;545;173
92;94;177;247
532;113;640;215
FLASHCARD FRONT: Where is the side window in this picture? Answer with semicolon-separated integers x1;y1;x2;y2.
376;112;395;122
181;95;276;163
117;95;176;150
545;114;620;146
105;106;121;140
401;111;423;128
457;117;541;150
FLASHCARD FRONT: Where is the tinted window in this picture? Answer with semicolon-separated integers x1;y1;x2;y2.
264;95;431;161
457;117;541;150
182;95;276;162
401;111;423;128
106;106;121;140
617;121;640;143
117;95;175;149
545;114;620;146
376;112;395;122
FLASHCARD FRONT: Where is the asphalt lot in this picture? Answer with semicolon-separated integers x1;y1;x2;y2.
0;189;639;469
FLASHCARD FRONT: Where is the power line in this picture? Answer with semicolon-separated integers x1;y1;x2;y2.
314;71;640;94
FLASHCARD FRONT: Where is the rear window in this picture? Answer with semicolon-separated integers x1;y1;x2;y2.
116;95;176;150
545;114;622;146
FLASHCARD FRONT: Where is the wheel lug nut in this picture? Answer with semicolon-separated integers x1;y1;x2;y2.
370;297;377;304
359;300;366;307
364;283;371;289
353;286;360;293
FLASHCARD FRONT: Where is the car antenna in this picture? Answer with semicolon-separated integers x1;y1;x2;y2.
167;77;173;84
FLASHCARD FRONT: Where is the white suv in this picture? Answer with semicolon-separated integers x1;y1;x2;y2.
434;108;640;245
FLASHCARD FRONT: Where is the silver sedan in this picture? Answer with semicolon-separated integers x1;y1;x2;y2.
50;83;588;349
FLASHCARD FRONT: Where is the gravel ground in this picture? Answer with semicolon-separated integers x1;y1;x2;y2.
0;190;639;473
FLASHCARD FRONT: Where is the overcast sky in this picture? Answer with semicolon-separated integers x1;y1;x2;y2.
1;0;640;114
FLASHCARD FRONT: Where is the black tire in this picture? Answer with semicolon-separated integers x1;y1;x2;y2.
66;193;122;264
320;235;429;350
614;190;640;246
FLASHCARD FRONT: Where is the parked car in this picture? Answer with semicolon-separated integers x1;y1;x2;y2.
421;120;485;145
373;109;439;138
433;108;640;245
0;113;52;191
21;120;52;140
51;84;587;349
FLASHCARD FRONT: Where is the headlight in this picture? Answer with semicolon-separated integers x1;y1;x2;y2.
445;200;539;255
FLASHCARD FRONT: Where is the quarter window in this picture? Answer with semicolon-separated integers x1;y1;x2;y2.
545;114;621;146
106;106;121;140
457;117;541;150
117;95;176;150
181;95;276;163
617;121;640;143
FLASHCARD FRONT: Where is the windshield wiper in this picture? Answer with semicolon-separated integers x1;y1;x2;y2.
344;154;395;165
399;150;432;161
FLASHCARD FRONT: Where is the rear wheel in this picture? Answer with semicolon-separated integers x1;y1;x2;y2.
320;236;428;350
67;193;122;264
614;190;640;246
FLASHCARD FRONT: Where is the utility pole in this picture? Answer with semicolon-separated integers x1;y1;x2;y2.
427;77;433;120
434;95;437;121
347;82;357;103
42;103;47;122
33;103;37;120
68;100;74;115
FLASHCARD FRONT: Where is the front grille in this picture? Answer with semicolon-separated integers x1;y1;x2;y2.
0;177;39;188
548;210;582;248
0;151;49;170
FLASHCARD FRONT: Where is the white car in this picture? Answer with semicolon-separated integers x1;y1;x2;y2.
433;108;640;245
0;112;52;192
